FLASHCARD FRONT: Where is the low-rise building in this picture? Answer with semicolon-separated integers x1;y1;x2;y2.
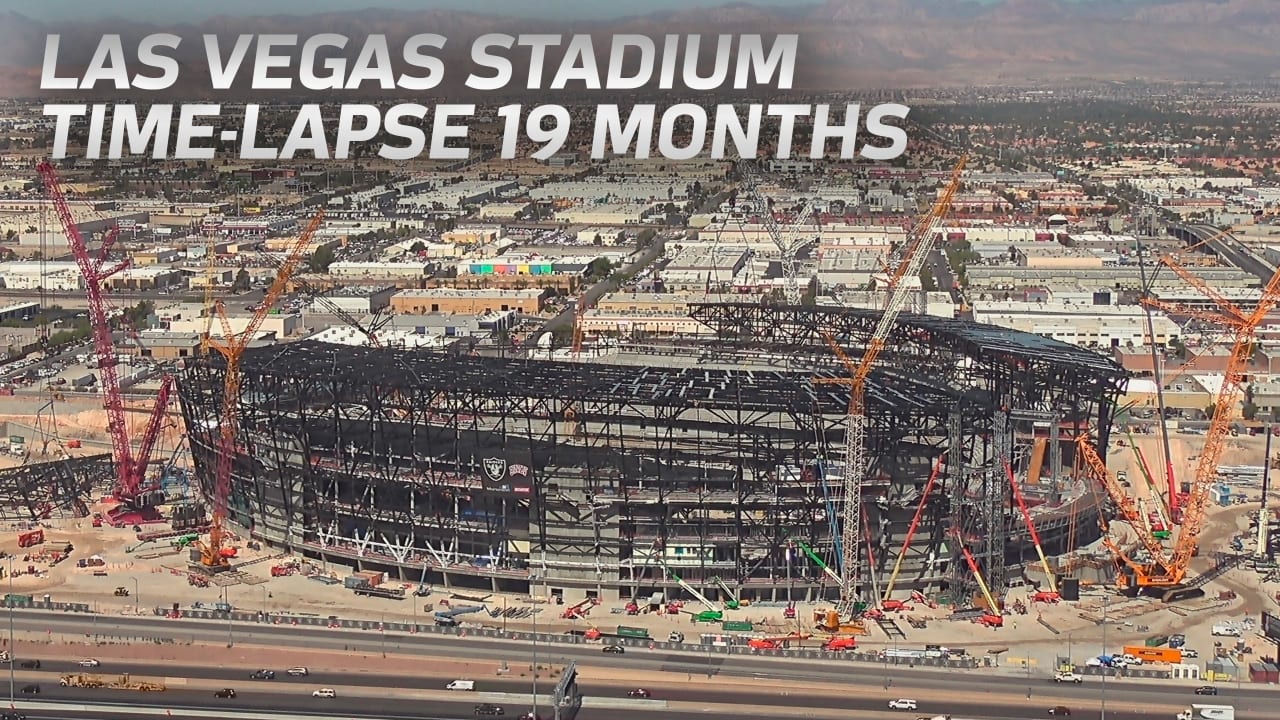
305;286;396;316
971;300;1181;349
389;288;544;315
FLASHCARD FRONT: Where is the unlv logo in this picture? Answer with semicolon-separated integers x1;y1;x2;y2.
482;457;507;482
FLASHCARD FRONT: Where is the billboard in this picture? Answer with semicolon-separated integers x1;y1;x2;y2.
1262;612;1280;642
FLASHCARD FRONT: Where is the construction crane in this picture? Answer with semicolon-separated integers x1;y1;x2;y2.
1004;462;1058;596
200;237;218;354
812;155;967;610
196;210;322;571
259;252;390;347
735;161;820;304
37;160;174;510
881;454;946;603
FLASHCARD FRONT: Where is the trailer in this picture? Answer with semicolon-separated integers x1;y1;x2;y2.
60;674;106;688
354;585;406;600
1177;704;1234;720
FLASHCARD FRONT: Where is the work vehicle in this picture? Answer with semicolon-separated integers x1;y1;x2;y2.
214;688;236;698
1211;624;1241;637
447;680;476;691
287;667;309;676
78;658;100;667
1048;707;1071;716
312;688;336;698
823;637;858;651
889;699;918;710
250;670;275;680
60;674;105;688
602;645;625;654
1177;704;1234;720
474;704;505;716
1194;687;1218;696
113;587;129;597
667;632;684;643
628;689;651;698
1053;671;1083;684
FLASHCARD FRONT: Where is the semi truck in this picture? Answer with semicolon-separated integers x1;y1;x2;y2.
1177;704;1234;720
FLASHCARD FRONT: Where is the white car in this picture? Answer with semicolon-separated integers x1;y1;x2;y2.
1182;649;1199;659
287;667;309;677
78;659;100;668
889;699;918;710
312;688;335;698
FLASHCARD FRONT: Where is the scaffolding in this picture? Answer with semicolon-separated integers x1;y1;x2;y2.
175;304;1126;603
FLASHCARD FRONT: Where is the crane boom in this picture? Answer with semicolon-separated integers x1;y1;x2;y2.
1005;461;1057;594
37;160;172;507
200;210;323;569
881;454;945;601
834;155;967;605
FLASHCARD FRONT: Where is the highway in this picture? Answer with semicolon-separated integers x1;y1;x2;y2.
12;610;1279;704
0;678;1243;720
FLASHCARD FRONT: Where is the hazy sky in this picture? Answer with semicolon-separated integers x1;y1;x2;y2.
2;0;1106;24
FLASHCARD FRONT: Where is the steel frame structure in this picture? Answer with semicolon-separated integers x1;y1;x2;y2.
176;304;1125;604
0;454;111;521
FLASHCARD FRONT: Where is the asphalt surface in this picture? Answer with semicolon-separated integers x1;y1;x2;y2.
4;657;1265;713
14;610;1278;705
2;684;1227;720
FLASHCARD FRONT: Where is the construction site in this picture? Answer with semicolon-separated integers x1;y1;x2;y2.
0;158;1278;679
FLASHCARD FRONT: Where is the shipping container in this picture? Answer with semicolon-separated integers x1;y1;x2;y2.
1123;646;1182;663
721;621;754;632
615;626;650;639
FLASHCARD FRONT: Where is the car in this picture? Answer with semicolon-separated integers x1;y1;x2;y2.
1194;686;1218;696
517;714;542;720
627;689;652;698
889;699;918;710
251;670;276;680
313;688;336;698
474;704;505;716
20;684;38;694
1048;707;1071;716
78;659;100;667
1053;672;1083;684
602;645;625;654
1;712;27;720
18;660;39;669
214;689;237;699
287;667;309;676
1182;649;1199;659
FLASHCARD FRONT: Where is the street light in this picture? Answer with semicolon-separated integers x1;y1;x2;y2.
130;576;139;613
1100;594;1108;720
8;555;14;709
531;575;539;719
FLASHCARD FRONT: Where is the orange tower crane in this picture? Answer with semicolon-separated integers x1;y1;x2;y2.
813;155;967;609
197;211;323;570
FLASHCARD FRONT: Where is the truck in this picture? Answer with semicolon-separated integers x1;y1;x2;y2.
353;585;406;600
1177;704;1234;720
1123;645;1182;664
61;674;106;688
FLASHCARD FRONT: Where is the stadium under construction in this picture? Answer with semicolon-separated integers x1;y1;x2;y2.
175;303;1128;605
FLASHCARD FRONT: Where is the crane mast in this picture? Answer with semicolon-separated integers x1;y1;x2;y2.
37;160;173;509
736;162;817;304
822;156;967;608
198;211;323;570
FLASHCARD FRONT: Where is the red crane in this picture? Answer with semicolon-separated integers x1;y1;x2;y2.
37;160;173;510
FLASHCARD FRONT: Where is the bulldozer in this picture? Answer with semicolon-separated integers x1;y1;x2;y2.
114;587;130;597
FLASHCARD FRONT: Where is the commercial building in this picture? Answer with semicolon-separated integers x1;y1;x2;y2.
971;300;1181;349
305;286;396;316
390;288;544;315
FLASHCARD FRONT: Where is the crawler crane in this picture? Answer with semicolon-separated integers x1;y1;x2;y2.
195;211;322;571
812;155;967;612
37;161;173;511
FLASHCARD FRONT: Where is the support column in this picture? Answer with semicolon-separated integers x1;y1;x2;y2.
982;409;1011;603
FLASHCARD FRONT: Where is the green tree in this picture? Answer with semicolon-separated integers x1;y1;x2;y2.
409;240;427;253
919;268;938;292
231;269;252;292
308;245;337;273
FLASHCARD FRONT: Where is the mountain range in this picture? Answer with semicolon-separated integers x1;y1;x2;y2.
3;0;1278;97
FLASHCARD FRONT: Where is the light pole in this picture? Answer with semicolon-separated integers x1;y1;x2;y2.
225;586;233;648
130;576;139;613
1026;652;1032;699
531;575;539;719
1100;595;1108;720
8;555;14;708
380;612;386;658
502;597;507;634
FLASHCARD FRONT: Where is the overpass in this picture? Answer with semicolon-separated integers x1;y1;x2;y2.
1170;223;1275;283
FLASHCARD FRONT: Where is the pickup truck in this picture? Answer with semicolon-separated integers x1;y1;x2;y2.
1053;671;1083;684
